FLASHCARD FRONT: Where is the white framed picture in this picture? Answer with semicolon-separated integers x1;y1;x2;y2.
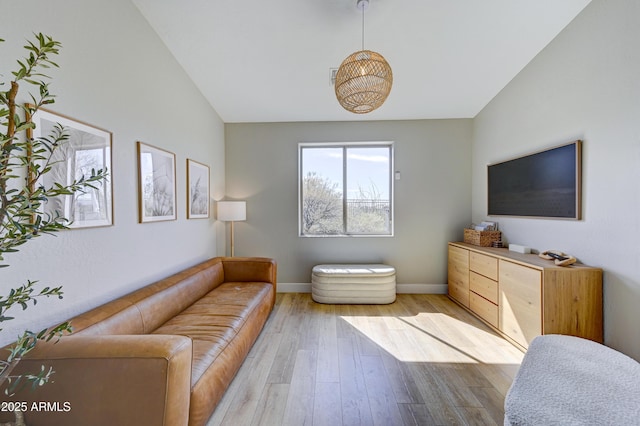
137;141;176;223
187;159;210;219
30;107;113;229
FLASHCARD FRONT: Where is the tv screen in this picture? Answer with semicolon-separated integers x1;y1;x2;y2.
487;141;581;219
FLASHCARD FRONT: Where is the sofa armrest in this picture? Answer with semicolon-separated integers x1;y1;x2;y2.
0;334;192;426
221;257;277;289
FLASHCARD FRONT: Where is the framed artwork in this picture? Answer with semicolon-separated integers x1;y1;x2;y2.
137;141;177;223
29;107;113;229
187;159;210;219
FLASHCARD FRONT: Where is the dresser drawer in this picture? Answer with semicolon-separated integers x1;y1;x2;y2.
470;252;498;280
470;271;498;304
470;291;498;328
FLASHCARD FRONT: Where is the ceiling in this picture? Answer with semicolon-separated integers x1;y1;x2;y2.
132;0;591;123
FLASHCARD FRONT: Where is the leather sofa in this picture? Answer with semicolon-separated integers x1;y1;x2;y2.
0;256;277;426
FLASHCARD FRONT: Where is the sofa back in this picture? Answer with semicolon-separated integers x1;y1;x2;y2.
72;259;225;336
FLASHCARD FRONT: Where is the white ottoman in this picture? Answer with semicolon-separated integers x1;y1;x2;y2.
504;335;640;425
311;264;396;304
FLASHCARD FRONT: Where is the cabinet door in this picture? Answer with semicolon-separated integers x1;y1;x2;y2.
448;245;469;307
499;260;542;348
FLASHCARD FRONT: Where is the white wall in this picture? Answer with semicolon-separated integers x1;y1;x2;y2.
225;119;472;286
473;0;640;359
0;0;225;345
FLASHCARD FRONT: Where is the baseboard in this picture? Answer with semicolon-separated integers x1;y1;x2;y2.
278;283;312;293
397;283;448;294
277;282;447;295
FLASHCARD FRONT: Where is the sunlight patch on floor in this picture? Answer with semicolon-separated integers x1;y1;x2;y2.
340;312;524;364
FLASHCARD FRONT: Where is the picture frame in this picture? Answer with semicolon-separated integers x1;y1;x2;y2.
186;159;210;219
137;141;177;223
29;107;113;229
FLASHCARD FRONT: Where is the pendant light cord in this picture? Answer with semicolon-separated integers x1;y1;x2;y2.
361;2;365;51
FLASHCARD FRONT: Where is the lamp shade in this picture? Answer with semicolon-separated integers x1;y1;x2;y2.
334;50;393;114
217;201;246;221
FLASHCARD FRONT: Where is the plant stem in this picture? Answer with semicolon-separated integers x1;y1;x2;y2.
0;81;19;228
6;81;18;139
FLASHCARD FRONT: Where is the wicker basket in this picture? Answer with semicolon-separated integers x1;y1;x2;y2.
464;229;502;247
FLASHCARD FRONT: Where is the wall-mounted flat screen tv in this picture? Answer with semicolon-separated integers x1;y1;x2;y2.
487;140;581;219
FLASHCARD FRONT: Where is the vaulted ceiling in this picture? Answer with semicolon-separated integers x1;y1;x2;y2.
133;0;591;123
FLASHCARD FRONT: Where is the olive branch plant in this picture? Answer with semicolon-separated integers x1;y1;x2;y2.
0;33;108;398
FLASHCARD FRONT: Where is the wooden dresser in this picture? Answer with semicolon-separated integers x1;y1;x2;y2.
448;242;603;351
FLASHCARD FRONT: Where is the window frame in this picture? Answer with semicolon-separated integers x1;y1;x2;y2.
298;141;394;237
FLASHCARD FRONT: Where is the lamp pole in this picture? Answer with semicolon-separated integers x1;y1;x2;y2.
229;220;236;257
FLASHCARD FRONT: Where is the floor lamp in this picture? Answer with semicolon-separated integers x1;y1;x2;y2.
217;201;246;257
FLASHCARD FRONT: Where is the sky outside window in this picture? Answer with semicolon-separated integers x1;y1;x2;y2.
302;146;390;199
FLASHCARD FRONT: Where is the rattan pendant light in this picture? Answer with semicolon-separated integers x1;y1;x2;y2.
335;0;392;114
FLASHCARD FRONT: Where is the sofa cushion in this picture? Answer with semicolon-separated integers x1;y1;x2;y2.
72;299;144;336
70;259;225;336
152;281;273;385
135;260;224;333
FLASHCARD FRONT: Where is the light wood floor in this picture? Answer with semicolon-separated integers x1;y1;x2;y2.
207;293;524;426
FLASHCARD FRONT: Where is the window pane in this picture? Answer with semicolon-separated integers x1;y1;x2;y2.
346;147;391;234
301;147;344;235
299;143;393;237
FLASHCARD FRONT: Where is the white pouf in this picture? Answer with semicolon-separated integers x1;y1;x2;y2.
504;334;640;425
311;264;396;304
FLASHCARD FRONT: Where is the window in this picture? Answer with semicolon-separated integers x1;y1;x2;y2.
299;142;393;236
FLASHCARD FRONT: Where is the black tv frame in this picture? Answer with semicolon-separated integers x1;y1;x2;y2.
487;140;582;220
